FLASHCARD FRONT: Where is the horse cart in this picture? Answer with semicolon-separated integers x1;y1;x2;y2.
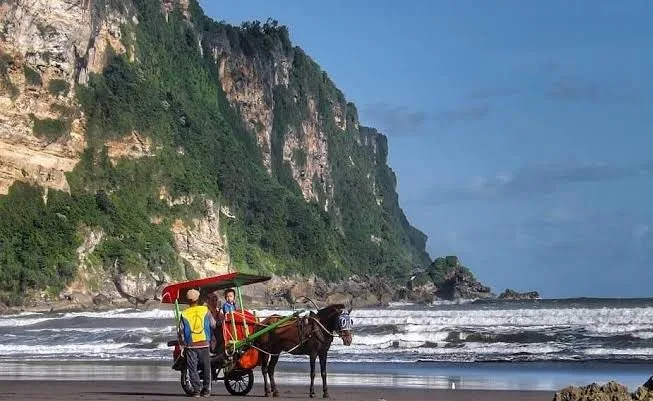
160;272;304;396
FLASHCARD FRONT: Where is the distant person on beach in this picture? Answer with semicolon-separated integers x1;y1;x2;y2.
180;288;216;397
222;288;237;314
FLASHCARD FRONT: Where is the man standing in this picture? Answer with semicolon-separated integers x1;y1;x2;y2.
180;289;216;398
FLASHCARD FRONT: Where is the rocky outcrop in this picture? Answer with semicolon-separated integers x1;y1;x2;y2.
59;196;231;307
105;131;158;164
161;0;190;20
246;274;409;308
498;288;540;300
282;97;332;205
0;0;130;194
215;39;290;173
62;226;118;299
114;271;162;304
171;198;231;277
0;47;84;194
399;282;436;305
434;268;493;300
7;269;505;314
212;26;335;207
553;378;653;401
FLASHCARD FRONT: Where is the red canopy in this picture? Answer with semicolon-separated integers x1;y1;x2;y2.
160;272;271;304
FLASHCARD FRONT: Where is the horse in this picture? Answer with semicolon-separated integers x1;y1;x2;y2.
252;303;353;398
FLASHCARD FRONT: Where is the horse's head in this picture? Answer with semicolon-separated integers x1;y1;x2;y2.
318;304;353;346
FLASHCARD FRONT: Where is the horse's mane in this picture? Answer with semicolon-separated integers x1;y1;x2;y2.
313;303;346;320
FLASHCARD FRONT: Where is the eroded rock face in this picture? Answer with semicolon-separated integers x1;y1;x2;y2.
216;46;341;207
63;226;109;295
0;0;129;194
105;131;158;164
282;97;333;206
161;0;190;20
217;51;290;173
434;268;494;300
114;271;160;303
171;198;231;277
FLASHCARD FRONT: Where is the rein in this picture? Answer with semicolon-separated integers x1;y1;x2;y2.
251;303;352;357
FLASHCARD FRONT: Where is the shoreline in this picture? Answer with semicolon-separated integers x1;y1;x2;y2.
5;294;653;317
0;380;554;401
0;359;651;393
6;294;653;317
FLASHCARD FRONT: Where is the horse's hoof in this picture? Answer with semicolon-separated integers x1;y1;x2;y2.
273;392;279;398
309;393;315;398
323;393;330;399
264;392;270;397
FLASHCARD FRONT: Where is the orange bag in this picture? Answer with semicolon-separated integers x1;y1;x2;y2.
237;347;260;369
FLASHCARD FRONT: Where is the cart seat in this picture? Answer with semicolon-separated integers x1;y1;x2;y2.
223;309;259;344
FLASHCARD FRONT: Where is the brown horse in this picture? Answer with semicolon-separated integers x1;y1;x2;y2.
252;303;353;398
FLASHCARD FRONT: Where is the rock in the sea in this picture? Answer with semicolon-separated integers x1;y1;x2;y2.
498;288;540;300
401;281;436;304
553;379;653;401
434;268;493;300
0;302;8;314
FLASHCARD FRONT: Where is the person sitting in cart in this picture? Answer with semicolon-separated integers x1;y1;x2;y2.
222;288;238;314
205;291;224;355
179;288;217;398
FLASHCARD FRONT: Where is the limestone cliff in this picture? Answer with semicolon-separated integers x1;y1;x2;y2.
208;25;340;207
170;198;231;277
0;0;129;195
0;0;234;300
0;0;476;307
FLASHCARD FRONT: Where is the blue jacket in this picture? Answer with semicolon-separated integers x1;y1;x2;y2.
180;305;212;348
222;302;237;314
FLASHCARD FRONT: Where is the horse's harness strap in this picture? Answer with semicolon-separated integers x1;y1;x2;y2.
308;316;341;338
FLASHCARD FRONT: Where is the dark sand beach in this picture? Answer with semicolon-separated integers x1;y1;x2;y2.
0;380;553;401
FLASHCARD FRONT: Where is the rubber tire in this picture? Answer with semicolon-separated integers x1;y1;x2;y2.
180;367;196;396
224;369;254;396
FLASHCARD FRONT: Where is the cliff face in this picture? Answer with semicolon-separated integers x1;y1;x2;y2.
0;0;447;306
0;0;132;195
210;29;335;207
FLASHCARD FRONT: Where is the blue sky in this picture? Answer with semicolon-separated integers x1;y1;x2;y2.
199;0;653;298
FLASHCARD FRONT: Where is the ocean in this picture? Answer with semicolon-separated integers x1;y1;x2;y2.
1;298;653;391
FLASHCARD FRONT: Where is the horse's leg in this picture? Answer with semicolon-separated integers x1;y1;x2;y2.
269;354;280;397
261;353;271;397
309;352;317;398
319;351;329;398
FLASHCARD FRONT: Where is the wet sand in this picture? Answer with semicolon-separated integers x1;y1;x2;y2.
0;380;554;401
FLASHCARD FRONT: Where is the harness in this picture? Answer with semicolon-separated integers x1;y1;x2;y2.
251;307;352;357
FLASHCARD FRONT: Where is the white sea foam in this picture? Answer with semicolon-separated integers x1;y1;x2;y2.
3;302;653;363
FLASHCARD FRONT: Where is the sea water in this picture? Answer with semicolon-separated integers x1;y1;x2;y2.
1;298;652;390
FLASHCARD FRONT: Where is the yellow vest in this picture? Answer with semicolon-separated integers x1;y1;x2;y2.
180;305;211;346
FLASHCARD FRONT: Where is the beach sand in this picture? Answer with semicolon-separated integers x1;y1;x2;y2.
0;380;554;401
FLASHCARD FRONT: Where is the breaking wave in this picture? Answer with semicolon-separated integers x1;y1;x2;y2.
3;298;653;363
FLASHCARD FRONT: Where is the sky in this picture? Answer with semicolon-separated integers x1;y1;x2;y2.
199;0;653;298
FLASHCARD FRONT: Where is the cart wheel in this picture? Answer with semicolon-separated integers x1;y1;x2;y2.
224;369;254;396
180;367;196;396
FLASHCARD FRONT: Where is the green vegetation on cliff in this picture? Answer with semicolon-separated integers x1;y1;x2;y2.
0;0;432;305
